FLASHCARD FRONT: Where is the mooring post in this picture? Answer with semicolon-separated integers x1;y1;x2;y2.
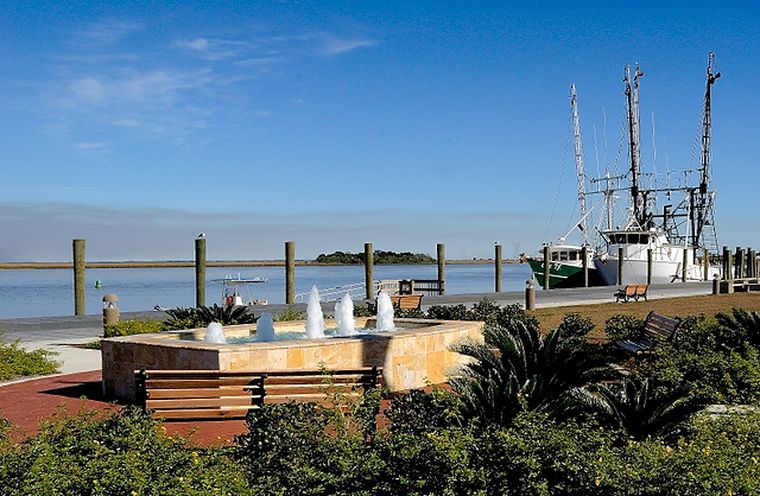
494;243;502;292
703;249;710;281
735;246;742;280
617;246;624;285
437;243;445;295
750;248;757;278
682;248;688;282
722;245;729;280
712;274;720;295
364;242;374;299
73;239;86;316
525;280;536;311
582;245;589;288
542;245;551;290
285;241;295;304
195;236;206;307
647;248;653;285
727;252;735;294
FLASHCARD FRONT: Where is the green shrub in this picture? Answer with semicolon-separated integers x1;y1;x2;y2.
103;319;164;338
163;304;258;331
0;333;59;381
604;314;645;342
273;306;307;321
0;407;251;496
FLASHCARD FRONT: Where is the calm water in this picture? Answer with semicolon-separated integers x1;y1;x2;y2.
0;263;533;319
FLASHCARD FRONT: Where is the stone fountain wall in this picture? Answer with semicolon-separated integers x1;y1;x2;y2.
101;318;484;401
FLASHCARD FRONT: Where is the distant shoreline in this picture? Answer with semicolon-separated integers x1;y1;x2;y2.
0;259;520;270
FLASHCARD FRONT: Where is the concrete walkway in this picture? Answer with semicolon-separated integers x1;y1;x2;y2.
0;282;713;380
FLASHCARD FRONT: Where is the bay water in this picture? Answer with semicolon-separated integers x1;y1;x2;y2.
0;263;533;319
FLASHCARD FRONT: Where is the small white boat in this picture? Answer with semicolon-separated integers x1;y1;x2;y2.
213;274;269;307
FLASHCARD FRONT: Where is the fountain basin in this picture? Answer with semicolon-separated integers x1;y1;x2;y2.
101;317;483;401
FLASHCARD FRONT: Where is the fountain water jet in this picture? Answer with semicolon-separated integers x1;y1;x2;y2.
375;292;396;332
204;322;227;343
334;293;355;336
305;286;325;339
256;312;275;342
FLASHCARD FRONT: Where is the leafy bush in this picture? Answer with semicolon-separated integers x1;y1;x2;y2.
103;319;164;338
0;333;59;381
163;304;258;331
0;407;251;496
604;314;645;342
273;306;307;321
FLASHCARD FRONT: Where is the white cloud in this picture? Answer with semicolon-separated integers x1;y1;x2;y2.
318;34;375;55
173;37;248;60
80;18;141;45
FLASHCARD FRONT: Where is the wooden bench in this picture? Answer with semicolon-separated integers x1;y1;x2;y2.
368;294;423;313
614;311;679;355
614;284;648;303
135;367;382;420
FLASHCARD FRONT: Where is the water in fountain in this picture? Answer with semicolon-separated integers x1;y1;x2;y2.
256;312;275;342
204;322;227;343
334;293;355;336
375;292;396;332
305;285;325;339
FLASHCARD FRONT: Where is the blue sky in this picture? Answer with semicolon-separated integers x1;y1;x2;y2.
2;1;759;261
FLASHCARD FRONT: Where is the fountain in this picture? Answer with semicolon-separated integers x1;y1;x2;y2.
255;312;275;342
334;293;356;336
203;322;226;344
305;286;325;339
375;292;395;332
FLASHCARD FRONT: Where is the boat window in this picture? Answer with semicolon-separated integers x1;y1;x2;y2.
569;251;578;261
627;234;640;244
640;234;649;244
559;251;568;261
551;252;559;261
612;234;627;244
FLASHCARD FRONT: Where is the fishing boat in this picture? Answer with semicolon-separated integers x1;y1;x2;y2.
593;55;722;285
213;274;269;306
528;84;605;288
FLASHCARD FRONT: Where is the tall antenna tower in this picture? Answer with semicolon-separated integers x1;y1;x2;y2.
570;84;588;244
693;52;720;253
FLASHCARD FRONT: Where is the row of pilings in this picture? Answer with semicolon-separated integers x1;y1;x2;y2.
69;239;505;315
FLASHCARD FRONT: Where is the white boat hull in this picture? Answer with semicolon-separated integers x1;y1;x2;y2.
595;256;720;285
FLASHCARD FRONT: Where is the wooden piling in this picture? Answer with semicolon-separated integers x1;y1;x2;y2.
727;253;735;294
617;246;624;285
722;246;729;280
543;245;551;290
703;249;709;281
682;248;688;282
364;242;374;299
285;241;295;304
582;245;589;288
647;248;653;285
194;237;206;307
735;246;742;280
525;281;536;310
437;243;446;295
73;239;86;316
494;244;502;292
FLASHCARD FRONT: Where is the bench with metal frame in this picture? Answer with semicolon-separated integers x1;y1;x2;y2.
614;284;649;303
614;311;679;355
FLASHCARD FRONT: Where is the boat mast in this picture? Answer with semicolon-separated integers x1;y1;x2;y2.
624;64;645;227
570;84;588;244
693;52;720;252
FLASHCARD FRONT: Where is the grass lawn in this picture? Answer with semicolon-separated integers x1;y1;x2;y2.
531;292;760;342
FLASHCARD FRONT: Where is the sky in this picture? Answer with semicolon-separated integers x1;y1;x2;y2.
2;1;760;262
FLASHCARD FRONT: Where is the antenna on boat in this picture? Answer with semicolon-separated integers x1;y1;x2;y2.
570;84;589;245
624;63;645;226
693;51;720;253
